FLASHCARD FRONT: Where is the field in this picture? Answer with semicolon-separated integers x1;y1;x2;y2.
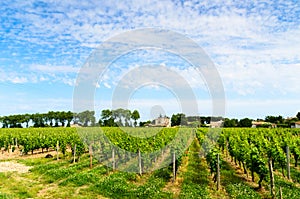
0;127;300;199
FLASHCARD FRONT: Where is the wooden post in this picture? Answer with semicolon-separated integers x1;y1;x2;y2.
251;154;255;182
73;144;76;163
112;148;115;170
89;144;93;169
286;146;290;180
138;149;142;176
56;141;59;160
217;153;221;191
268;158;276;198
173;151;176;183
226;140;229;158
279;186;283;199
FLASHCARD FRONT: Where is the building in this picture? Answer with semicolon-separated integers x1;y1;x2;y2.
148;115;171;127
252;121;276;128
208;120;223;128
291;121;300;128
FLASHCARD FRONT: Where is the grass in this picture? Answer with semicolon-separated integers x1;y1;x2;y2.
290;166;300;184
272;175;300;198
0;171;38;199
1;146;299;199
1;151;175;198
90;165;173;198
179;139;210;199
220;160;262;199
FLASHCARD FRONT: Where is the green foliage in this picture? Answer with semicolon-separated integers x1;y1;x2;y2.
226;183;261;199
274;175;300;198
206;148;222;174
238;118;252;127
131;110;140;127
179;140;210;199
171;113;187;126
223;118;238;127
296;112;300;120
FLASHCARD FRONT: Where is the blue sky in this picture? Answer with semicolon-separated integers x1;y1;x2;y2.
0;0;299;121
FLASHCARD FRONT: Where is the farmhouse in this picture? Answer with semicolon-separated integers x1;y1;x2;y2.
251;121;276;128
208;120;223;128
148;115;171;127
291;121;300;128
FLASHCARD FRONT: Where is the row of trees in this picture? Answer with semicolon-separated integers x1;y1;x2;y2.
170;113;253;127
224;113;300;128
1;110;299;128
0;108;141;128
171;112;300;128
0;111;96;128
223;118;253;127
99;108;140;127
170;114;223;127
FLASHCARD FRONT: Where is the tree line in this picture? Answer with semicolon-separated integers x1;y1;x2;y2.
0;108;141;128
1;109;299;128
170;112;300;128
170;113;248;127
0;110;95;128
99;108;140;127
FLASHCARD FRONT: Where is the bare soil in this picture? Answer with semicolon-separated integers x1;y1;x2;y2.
0;161;32;173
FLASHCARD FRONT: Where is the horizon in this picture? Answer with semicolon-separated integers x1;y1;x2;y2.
1;1;299;122
0;109;298;123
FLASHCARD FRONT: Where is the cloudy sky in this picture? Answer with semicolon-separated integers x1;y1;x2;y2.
1;0;299;121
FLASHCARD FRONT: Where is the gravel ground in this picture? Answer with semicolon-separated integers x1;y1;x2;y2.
0;162;32;173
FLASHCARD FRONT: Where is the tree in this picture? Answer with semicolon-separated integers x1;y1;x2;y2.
265;115;283;124
2;116;9;128
77;110;95;127
200;116;211;125
100;109;115;127
23;113;31;128
224;118;238;127
65;111;74;127
297;112;300;120
238;118;252;127
139;120;151;127
123;109;131;127
171;113;187;126
58;111;66;127
32;113;46;127
131;110;140;127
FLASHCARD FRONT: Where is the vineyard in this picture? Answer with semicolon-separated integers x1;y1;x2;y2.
0;127;300;198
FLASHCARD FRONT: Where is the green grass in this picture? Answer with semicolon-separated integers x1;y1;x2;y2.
290;166;300;184
1;145;299;199
179;140;210;199
59;165;107;186
273;175;300;198
0;192;14;199
90;167;173;199
221;161;261;199
0;172;37;199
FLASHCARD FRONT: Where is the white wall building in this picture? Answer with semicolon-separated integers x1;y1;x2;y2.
151;115;171;127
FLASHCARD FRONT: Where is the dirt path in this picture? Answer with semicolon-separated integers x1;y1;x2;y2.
0;147;57;160
0;161;32;173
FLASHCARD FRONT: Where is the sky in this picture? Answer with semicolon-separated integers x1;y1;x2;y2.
0;0;300;122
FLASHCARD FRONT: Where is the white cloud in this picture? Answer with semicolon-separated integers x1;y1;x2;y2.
11;76;28;84
30;64;79;74
1;0;299;117
103;82;111;89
